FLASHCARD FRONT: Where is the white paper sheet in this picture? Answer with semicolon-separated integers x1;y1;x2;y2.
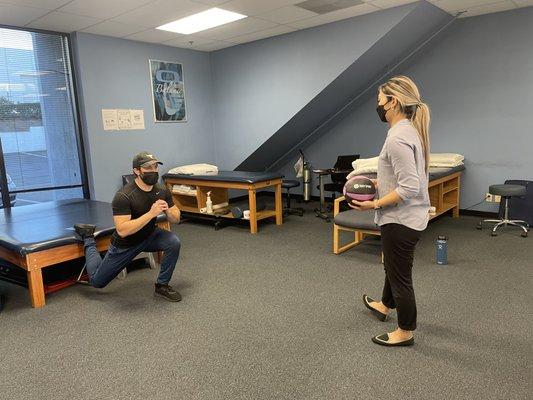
101;109;118;130
117;109;132;130
130;109;145;130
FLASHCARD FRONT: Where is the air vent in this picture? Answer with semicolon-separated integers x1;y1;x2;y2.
295;0;364;15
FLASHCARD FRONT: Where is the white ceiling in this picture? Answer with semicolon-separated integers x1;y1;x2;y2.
0;0;531;52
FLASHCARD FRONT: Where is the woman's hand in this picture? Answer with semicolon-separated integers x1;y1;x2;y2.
371;179;378;188
348;200;376;211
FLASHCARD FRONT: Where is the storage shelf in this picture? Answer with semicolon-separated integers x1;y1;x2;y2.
172;191;197;197
178;205;200;213
209;209;277;220
443;186;458;195
429;202;456;220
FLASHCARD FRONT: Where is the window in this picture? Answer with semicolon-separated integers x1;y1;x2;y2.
0;26;87;208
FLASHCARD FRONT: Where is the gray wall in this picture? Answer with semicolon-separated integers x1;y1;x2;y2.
236;2;451;172
73;32;215;202
73;5;533;212
279;6;533;212
209;3;417;170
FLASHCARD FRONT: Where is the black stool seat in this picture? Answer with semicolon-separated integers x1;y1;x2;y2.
489;184;526;197
282;179;300;189
478;183;529;237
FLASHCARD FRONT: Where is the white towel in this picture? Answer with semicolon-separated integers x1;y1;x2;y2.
346;157;379;179
346;153;465;180
172;184;197;195
168;163;219;175
429;153;464;167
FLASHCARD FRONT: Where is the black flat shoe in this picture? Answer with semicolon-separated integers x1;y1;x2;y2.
363;294;388;322
371;333;414;347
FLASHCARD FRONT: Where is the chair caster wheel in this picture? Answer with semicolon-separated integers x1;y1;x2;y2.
521;232;528;238
491;231;497;236
476;224;482;230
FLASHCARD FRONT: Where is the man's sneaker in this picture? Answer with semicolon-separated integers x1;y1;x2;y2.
155;283;182;302
74;223;96;240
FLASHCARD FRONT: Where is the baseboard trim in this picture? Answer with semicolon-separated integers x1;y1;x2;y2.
459;209;498;218
230;191;499;218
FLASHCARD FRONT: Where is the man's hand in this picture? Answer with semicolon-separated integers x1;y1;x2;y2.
348;200;375;211
150;199;168;217
371;179;378;188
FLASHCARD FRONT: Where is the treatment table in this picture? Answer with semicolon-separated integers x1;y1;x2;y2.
163;171;283;234
333;164;465;254
0;199;169;308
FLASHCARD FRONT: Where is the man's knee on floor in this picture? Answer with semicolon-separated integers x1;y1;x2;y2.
91;278;109;289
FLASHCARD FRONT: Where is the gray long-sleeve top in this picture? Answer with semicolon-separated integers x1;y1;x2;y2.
375;119;430;231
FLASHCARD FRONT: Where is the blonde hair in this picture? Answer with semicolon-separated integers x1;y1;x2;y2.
379;76;431;172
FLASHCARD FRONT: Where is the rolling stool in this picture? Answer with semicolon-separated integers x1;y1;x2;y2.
477;184;529;237
282;180;304;217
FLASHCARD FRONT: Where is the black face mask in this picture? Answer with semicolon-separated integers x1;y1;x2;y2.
376;102;389;123
140;171;159;185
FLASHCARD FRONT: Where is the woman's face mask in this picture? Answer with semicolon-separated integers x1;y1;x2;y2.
376;102;389;123
376;93;392;123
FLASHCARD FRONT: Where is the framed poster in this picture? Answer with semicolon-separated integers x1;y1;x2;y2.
149;59;186;122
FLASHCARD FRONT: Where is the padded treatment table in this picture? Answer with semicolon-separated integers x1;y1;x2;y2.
163;171;283;234
333;164;465;254
0;199;169;308
360;164;465;182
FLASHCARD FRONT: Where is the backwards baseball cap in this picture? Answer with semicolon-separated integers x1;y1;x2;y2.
132;152;163;169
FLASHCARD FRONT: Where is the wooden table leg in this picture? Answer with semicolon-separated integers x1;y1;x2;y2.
248;189;258;234
452;205;459;218
27;269;45;308
275;183;283;226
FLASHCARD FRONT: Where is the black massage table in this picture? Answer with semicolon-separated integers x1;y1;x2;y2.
0;199;169;308
162;171;284;234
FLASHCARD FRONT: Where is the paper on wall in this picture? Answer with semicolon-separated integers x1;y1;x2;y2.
117;109;132;130
102;109;146;131
102;109;118;130
130;109;145;129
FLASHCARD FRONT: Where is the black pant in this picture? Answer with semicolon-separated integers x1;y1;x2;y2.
381;223;422;331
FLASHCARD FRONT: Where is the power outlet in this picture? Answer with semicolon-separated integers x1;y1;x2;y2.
494;195;501;203
486;193;493;202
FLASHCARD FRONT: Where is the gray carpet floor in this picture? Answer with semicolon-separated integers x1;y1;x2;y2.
1;205;532;400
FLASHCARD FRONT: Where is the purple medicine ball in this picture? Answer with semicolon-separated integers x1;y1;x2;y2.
343;176;376;203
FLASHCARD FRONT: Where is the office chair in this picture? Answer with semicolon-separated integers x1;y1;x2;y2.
122;174;136;185
322;154;360;209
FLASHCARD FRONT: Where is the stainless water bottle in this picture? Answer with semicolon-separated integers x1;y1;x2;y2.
436;235;448;265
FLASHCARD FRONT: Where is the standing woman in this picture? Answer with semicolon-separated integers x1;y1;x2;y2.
350;76;430;346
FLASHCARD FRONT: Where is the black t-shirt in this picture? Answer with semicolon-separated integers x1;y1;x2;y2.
111;182;174;248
